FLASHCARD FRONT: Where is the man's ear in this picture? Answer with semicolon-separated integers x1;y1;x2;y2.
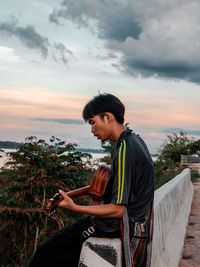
104;112;114;123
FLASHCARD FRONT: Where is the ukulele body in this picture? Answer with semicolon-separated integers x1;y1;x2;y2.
46;165;111;216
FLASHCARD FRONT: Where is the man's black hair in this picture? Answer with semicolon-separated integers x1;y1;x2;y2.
82;93;125;124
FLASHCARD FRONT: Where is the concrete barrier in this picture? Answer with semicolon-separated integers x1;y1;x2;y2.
151;168;194;267
78;237;122;267
79;168;193;267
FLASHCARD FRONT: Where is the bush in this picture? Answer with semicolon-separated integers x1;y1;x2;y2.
0;136;93;266
154;158;184;189
191;169;200;182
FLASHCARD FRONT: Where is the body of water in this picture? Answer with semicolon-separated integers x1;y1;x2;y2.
0;149;108;169
0;149;157;169
0;149;16;168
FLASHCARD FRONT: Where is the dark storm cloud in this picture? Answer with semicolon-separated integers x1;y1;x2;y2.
0;17;73;65
0;17;49;57
123;59;200;83
49;0;142;41
49;0;200;83
34;118;84;125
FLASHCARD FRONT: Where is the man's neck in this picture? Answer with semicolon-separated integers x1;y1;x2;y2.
109;124;126;142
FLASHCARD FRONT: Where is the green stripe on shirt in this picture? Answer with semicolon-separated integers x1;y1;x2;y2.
117;140;126;204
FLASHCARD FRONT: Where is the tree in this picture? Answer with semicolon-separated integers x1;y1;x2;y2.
158;131;191;163
0;136;93;267
187;139;200;156
99;140;114;165
155;132;200;188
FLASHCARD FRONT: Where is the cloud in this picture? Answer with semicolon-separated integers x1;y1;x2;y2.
0;46;21;62
49;1;142;41
0;17;74;65
33;118;84;125
49;0;200;83
0;17;49;57
52;42;74;65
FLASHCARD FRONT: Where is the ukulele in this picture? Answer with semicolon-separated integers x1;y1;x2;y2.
46;165;111;217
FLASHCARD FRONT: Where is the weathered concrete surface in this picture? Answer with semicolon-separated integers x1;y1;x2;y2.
151;168;194;267
179;179;200;267
79;169;193;267
78;237;122;267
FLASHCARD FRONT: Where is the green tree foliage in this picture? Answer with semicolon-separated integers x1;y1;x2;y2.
154;158;183;189
2;136;92;185
158;131;191;163
155;131;200;188
101;140;114;154
100;140;114;164
0;136;93;267
158;131;200;163
187;139;200;156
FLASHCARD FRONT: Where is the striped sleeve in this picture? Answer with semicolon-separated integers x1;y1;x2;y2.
116;140;127;204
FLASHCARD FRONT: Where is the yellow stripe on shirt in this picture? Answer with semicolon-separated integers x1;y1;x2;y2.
117;140;126;204
117;142;123;203
120;140;126;203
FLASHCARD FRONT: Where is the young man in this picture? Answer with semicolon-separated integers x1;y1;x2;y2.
29;93;154;267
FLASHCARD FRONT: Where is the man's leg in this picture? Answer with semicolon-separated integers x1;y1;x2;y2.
29;217;95;267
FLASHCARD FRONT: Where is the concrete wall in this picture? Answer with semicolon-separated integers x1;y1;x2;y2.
79;237;122;267
151;168;194;267
79;168;194;267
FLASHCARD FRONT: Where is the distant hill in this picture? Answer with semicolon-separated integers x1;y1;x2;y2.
0;141;105;154
76;148;106;154
0;141;22;149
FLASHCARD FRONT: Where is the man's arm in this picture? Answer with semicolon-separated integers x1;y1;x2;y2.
58;189;125;218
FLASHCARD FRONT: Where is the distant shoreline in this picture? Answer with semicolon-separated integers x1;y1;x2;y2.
0;141;105;154
0;141;158;157
0;141;22;149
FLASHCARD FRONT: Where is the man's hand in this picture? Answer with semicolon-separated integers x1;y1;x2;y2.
58;190;76;211
57;190;125;218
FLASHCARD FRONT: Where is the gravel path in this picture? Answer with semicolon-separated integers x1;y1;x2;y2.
179;178;200;267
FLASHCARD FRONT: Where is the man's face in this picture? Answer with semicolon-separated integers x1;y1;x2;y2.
88;114;110;142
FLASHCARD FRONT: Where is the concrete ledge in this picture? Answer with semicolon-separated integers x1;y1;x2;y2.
78;237;122;267
151;168;194;267
79;169;193;267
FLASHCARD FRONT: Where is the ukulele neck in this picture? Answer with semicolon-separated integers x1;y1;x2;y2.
67;185;91;198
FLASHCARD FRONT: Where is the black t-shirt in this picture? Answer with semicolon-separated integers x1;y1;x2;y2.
92;128;155;232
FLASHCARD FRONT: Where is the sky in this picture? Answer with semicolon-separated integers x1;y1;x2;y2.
0;0;200;153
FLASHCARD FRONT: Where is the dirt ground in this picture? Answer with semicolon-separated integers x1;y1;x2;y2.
179;178;200;267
